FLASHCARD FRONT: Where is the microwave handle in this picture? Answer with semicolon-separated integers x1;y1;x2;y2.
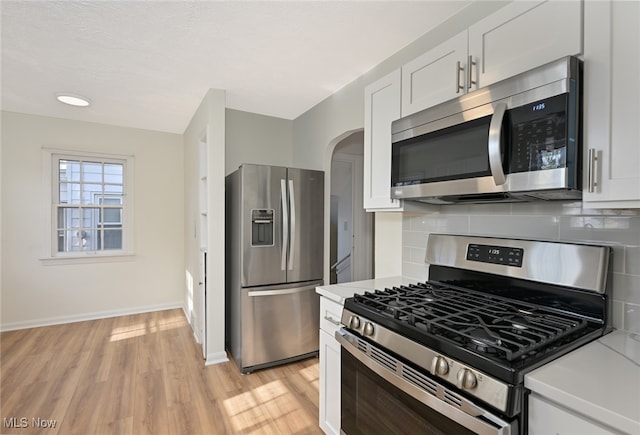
488;102;507;186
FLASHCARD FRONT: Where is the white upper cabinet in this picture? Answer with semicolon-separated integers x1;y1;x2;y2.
469;0;582;89
582;0;640;208
365;0;587;210
364;69;403;211
402;0;583;117
401;31;468;117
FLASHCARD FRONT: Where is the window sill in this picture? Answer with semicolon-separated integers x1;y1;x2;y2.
40;252;136;266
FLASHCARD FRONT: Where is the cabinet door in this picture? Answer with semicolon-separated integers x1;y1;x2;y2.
469;0;582;88
319;329;341;435
528;394;617;435
363;69;403;211
583;0;640;208
401;31;467;116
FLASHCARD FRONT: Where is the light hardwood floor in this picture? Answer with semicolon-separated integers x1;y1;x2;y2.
0;309;323;435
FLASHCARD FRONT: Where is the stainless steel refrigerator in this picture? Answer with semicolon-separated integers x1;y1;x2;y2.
225;164;324;373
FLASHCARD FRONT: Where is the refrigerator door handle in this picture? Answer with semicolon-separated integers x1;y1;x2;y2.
247;283;318;297
288;179;296;271
280;179;288;271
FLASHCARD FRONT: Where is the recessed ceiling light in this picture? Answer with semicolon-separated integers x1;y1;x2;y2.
56;93;91;107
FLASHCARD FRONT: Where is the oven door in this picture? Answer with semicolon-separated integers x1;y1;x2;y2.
336;329;516;435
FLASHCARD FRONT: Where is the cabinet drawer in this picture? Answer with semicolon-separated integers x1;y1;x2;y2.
320;296;344;334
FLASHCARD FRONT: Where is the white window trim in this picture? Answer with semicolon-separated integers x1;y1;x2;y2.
41;148;135;264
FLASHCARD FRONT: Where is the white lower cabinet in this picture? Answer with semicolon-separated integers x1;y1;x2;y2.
528;394;618;435
319;296;343;435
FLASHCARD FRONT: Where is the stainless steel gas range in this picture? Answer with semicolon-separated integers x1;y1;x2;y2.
337;234;612;435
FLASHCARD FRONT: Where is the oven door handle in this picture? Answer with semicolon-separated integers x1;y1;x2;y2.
336;329;514;435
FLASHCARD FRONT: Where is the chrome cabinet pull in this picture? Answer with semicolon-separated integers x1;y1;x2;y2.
456;61;465;94
323;315;341;326
468;55;477;90
588;148;598;193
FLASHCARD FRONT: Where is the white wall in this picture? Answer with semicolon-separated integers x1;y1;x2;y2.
183;89;227;365
0;111;184;330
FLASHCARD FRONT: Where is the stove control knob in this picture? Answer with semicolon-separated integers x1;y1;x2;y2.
349;316;361;329
431;356;449;376
363;322;375;336
457;369;477;390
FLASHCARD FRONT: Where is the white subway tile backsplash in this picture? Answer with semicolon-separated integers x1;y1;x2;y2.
403;262;429;283
559;216;640;245
624;303;640;333
610;245;626;274
612;300;625;331
626;246;640;275
402;201;640;332
403;230;428;249
611;273;640;305
469;215;560;240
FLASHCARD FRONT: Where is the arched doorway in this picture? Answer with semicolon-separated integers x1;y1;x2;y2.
329;130;373;284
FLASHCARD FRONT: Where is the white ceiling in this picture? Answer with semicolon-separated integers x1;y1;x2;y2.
1;1;471;134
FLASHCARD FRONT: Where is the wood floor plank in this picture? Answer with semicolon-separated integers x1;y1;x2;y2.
0;309;323;435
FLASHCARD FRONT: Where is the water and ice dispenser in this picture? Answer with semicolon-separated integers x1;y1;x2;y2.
251;209;274;246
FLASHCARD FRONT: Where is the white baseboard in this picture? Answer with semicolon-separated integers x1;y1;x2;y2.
0;301;185;332
205;351;229;366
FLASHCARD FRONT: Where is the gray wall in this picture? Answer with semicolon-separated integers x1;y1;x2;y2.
291;1;507;171
225;108;293;174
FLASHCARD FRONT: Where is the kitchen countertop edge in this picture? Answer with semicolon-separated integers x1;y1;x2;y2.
315;276;411;304
525;330;640;434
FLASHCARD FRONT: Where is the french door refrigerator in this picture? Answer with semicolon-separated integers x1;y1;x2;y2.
225;164;324;373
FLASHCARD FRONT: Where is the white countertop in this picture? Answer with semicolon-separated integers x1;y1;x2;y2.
525;330;640;434
316;276;412;304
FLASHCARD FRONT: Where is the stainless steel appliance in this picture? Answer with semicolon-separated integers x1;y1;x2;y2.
337;234;611;434
225;164;324;373
391;56;583;204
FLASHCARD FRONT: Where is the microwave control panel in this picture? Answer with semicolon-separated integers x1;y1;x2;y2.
510;93;569;173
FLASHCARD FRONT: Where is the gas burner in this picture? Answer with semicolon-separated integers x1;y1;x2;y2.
508;315;531;331
468;328;503;353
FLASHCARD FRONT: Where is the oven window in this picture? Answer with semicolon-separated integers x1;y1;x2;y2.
341;350;475;435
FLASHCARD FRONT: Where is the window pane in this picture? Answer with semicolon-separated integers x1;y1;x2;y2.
59;182;69;204
60;160;80;182
57;230;86;252
103;207;122;224
102;229;123;250
82;184;103;205
81;208;100;229
82;161;102;183
57;207;80;230
104;184;123;195
104;163;123;184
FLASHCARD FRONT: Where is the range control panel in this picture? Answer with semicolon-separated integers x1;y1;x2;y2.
466;243;524;267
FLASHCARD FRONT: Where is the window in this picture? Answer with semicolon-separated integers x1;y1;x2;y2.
45;150;134;259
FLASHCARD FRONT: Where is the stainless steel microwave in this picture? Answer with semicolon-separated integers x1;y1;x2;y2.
391;56;582;204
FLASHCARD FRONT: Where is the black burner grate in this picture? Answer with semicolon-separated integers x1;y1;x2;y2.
352;282;588;362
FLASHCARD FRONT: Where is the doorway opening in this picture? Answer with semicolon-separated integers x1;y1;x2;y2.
329;130;374;284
